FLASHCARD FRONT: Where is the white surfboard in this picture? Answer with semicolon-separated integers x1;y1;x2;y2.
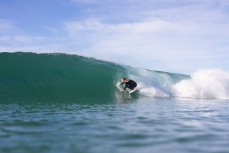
128;88;137;94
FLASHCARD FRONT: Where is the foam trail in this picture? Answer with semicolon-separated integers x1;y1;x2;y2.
126;68;187;97
173;69;229;99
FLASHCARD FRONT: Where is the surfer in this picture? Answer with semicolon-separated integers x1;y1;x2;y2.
120;78;137;92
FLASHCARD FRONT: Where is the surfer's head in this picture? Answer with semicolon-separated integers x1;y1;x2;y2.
121;78;127;83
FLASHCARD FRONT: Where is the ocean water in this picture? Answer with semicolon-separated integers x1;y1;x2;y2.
1;52;229;153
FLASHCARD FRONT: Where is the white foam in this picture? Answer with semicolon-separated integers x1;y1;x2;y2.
173;69;229;99
139;87;170;97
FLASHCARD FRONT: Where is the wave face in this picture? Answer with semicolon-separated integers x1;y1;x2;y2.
1;52;228;103
0;52;127;103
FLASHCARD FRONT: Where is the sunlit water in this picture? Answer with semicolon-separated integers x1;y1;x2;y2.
1;97;229;153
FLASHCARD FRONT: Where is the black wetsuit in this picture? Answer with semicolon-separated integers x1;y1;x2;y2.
121;80;137;90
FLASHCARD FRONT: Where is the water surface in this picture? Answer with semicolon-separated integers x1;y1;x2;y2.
1;98;229;153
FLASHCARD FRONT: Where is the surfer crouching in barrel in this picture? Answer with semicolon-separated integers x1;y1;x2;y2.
120;78;137;92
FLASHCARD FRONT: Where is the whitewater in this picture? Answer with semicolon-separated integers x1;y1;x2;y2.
134;68;229;99
1;52;229;153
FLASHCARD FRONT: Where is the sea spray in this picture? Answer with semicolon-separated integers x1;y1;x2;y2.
128;67;229;99
173;69;229;99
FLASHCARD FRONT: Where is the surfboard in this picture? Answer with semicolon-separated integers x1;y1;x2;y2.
128;88;137;94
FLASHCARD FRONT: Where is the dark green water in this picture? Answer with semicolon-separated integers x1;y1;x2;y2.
1;52;229;153
0;52;127;103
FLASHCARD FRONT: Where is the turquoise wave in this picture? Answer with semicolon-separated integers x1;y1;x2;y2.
0;52;188;103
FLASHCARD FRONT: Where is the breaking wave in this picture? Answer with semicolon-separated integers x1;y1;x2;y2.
0;52;228;103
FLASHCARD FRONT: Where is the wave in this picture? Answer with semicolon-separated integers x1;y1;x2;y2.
0;52;228;103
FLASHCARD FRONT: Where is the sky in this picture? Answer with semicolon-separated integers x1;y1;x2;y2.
0;0;229;74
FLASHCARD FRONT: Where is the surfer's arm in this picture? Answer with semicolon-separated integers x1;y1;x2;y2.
120;82;127;90
123;84;127;90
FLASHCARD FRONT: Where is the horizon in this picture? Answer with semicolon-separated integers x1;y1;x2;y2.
0;0;229;74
